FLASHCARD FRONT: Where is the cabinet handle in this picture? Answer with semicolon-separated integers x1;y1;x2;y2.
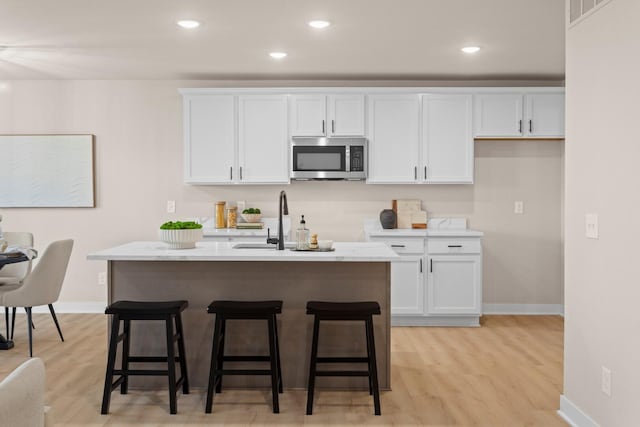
240;166;243;180
448;245;462;248
424;166;427;179
529;120;533;133
519;119;522;134
230;166;233;180
414;166;417;180
430;259;433;273
332;120;335;134
420;258;423;273
322;120;325;134
391;244;406;248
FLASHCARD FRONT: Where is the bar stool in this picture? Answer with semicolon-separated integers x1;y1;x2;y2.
206;300;283;414
101;300;189;415
305;301;381;416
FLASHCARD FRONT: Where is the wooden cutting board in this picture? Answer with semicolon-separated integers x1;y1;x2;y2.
396;199;421;229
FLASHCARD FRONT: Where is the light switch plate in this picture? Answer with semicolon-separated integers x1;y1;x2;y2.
586;213;599;239
514;201;524;214
167;200;176;213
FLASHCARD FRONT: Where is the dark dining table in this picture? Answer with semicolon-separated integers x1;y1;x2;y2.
0;252;31;350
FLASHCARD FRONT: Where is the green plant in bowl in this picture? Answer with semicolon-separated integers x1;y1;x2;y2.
160;221;203;230
242;208;261;214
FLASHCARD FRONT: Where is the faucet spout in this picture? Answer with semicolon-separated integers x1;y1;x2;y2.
277;190;288;250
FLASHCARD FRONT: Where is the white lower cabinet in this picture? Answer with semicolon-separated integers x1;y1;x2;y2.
367;233;482;326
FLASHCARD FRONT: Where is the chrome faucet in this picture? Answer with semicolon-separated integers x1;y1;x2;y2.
277;190;288;250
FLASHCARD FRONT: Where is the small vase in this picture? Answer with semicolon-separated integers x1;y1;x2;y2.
379;209;396;229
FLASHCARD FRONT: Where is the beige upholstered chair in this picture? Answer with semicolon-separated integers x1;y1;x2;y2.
0;357;51;427
0;239;73;356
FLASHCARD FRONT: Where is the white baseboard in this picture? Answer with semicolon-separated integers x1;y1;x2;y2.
30;302;105;314
482;303;564;315
558;395;600;427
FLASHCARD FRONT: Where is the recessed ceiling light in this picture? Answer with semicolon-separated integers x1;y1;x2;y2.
461;46;481;54
308;20;331;29
269;52;287;59
177;20;200;29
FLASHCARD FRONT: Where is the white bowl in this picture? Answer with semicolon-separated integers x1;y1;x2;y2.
159;228;203;249
317;240;333;250
241;213;262;223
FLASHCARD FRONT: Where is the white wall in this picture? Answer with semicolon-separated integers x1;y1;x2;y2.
0;80;562;309
563;0;640;425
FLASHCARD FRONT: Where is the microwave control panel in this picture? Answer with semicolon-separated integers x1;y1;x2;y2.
350;146;365;172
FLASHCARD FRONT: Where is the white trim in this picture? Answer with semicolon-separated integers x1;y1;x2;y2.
482;303;564;315
392;315;480;327
558;395;600;427
31;302;105;314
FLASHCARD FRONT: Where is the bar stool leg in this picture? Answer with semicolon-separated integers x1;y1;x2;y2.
205;315;222;413
174;313;189;394
365;316;381;415
215;317;226;394
365;319;373;396
273;314;283;393
306;316;321;415
267;315;280;414
121;319;130;394
101;314;120;414
165;316;177;414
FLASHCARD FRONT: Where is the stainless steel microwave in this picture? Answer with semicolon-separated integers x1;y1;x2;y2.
290;137;367;180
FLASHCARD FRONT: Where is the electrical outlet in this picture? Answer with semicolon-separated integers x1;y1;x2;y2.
98;272;107;285
602;366;611;396
167;200;176;213
514;201;524;214
586;213;599;239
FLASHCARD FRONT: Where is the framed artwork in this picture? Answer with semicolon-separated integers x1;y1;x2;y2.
0;134;95;208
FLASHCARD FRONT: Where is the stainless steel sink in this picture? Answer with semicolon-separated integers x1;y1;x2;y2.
232;242;295;249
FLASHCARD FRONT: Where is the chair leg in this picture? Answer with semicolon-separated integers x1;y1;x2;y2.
205;315;222;413
25;307;33;357
101;315;120;414
121;319;130;394
174;313;189;394
365;316;381;416
4;307;8;338
48;304;64;342
267;315;280;414
215;317;226;393
365;319;373;396
26;307;35;330
306;315;320;415
165;316;178;415
273;314;283;393
10;308;16;339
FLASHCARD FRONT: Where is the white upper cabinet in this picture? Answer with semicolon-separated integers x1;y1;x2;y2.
238;95;289;184
183;95;236;184
290;94;365;136
422;94;474;184
474;91;565;138
367;94;421;183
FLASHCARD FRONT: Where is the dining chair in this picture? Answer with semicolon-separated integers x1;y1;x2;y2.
0;232;34;338
0;239;73;357
0;357;50;427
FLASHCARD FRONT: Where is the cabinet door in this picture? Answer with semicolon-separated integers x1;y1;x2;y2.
427;255;482;315
391;256;425;315
328;94;365;136
290;95;326;136
238;95;289;184
184;95;235;183
525;93;565;137
367;94;421;183
422;94;474;184
474;93;524;137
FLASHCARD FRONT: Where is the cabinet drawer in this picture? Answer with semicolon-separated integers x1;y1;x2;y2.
428;238;481;254
370;237;425;254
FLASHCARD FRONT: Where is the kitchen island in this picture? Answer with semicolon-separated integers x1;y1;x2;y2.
88;241;397;390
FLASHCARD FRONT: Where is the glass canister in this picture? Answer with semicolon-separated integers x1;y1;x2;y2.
226;206;237;229
296;215;310;250
215;202;226;229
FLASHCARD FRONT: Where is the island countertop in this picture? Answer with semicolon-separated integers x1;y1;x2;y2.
87;241;399;262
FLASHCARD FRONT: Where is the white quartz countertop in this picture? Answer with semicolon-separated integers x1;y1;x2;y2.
87;241;399;262
366;229;484;237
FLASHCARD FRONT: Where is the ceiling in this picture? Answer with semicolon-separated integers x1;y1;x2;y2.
0;0;565;81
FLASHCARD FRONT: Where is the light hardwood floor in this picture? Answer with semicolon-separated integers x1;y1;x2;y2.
0;314;566;426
